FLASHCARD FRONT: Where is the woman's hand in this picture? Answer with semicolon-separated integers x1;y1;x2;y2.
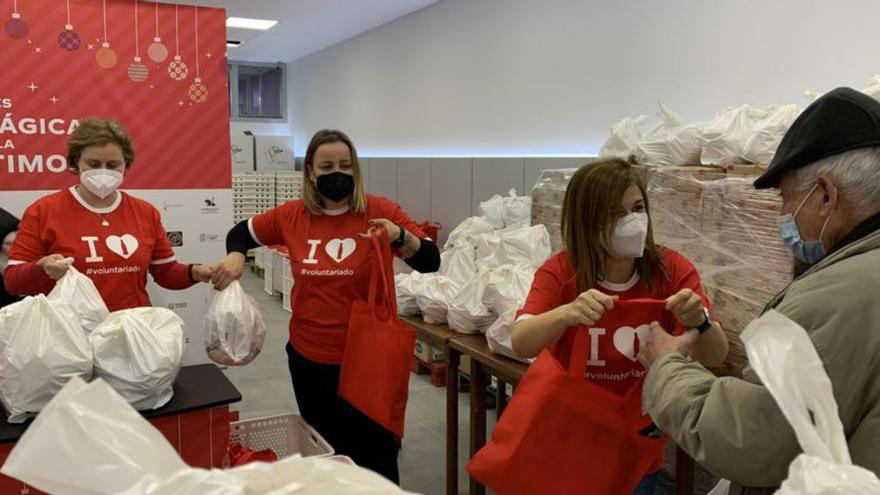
210;253;246;290
362;218;401;240
190;264;215;283
666;288;706;328
561;289;619;327
36;254;71;280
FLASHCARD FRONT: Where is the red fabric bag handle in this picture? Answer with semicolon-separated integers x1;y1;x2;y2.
366;227;397;323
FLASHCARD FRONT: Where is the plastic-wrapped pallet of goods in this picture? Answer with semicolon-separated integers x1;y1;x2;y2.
275;171;303;206
233;172;276;223
530;164;791;376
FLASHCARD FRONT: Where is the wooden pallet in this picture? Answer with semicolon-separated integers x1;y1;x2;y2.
410;356;447;387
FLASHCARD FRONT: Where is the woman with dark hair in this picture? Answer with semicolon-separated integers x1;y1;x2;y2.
511;158;728;494
211;129;441;483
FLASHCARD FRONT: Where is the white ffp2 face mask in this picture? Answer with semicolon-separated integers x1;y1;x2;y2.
609;212;649;259
80;168;123;199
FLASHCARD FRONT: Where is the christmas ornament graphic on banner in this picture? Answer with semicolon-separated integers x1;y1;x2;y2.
0;0;231;367
57;0;80;52
168;4;189;81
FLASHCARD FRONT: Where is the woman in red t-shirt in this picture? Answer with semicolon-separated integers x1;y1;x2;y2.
211;129;441;483
511;158;728;493
4;118;214;311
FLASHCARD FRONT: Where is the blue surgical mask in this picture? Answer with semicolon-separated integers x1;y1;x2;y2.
777;184;832;265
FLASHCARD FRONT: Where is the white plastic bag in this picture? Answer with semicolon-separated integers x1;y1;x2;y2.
479;193;508;229
482;264;536;363
740;310;880;494
742;104;801;165
2;377;414;495
599;115;650;159
414;275;461;325
635;102;702;166
440;242;477;284
204;280;266;366
395;272;428;316
500;189;532;229
481;224;551;270
701;105;763;165
91;307;184;410
0;295;92;423
447;269;498;334
47;264;109;334
443;216;495;250
863;74;880;103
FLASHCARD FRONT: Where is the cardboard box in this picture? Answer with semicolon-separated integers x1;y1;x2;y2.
255;136;295;172
230;134;254;172
414;340;444;363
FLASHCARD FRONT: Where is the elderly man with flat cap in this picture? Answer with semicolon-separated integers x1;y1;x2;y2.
639;87;880;493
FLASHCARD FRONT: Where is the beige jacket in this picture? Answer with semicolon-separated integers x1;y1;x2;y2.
643;229;880;495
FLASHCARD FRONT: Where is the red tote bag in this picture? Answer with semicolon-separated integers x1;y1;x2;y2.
338;229;416;438
467;303;668;495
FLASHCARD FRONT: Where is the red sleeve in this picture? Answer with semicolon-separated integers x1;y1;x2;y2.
149;262;195;290
3;262;55;295
250;206;285;247
7;203;47;264
516;256;566;319
664;250;713;335
377;197;427;240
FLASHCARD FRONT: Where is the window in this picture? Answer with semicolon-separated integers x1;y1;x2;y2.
228;61;286;121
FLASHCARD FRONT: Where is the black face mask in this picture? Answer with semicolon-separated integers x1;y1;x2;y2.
316;171;354;202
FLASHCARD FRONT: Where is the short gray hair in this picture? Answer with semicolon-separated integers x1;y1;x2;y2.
797;146;880;214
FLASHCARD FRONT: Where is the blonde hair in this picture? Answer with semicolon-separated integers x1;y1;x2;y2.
301;129;367;215
67;118;135;171
561;157;667;293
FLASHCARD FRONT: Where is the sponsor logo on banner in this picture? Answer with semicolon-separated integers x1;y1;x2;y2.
163;201;184;212
167;302;188;310
201;196;220;214
199;233;222;243
167;231;183;247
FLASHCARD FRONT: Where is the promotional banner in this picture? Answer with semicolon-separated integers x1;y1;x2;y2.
0;0;231;365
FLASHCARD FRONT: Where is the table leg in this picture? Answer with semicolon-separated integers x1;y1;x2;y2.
446;348;460;495
469;360;487;495
675;446;695;495
496;379;508;420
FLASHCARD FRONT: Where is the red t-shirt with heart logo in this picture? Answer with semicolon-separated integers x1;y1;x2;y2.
250;195;426;365
6;187;193;311
517;248;711;396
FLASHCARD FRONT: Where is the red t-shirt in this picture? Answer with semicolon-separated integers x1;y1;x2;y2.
250;194;426;365
517;248;711;395
7;187;190;311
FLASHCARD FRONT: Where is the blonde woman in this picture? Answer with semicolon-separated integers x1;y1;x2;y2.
212;129;440;483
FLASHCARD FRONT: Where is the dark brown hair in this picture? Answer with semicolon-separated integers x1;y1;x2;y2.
67;118;135;171
302;129;366;214
561;157;667;293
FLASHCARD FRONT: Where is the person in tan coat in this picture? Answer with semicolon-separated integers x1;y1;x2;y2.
639;87;880;494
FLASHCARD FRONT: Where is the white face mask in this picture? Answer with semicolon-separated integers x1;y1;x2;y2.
609;212;649;259
80;168;123;199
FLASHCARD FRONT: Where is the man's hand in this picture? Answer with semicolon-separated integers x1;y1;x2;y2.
638;322;699;368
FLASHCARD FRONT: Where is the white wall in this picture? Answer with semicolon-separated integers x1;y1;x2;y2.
288;0;880;156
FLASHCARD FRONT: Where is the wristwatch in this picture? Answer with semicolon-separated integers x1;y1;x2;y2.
391;225;406;249
695;307;712;334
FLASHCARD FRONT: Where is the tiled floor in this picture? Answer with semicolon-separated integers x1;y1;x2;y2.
224;270;496;495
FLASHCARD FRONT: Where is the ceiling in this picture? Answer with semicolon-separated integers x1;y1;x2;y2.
160;0;438;63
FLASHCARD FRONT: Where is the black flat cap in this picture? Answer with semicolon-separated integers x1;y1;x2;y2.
754;87;880;189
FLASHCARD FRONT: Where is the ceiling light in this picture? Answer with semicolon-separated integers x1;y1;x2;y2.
226;17;278;31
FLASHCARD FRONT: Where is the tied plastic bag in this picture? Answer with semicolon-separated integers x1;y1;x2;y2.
443;216;495;250
480;224;551;270
479;193;508;229
91;307;184;410
701;105;764;165
47;263;109;334
440;242;477;284
0;295;92;423
635;102;702;166
863;74;880;103
742;104;801;165
204;280;267;366
447;269;499;334
739;311;880;494
414;275;461;325
479;189;531;229
395;272;429;316
482;264;536;363
1;378;415;495
599;115;650;159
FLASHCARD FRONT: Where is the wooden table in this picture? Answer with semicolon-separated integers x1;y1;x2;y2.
401;315;461;352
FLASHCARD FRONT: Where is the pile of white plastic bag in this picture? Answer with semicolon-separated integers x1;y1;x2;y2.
599;75;880;167
397;189;548;361
1;377;417;495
